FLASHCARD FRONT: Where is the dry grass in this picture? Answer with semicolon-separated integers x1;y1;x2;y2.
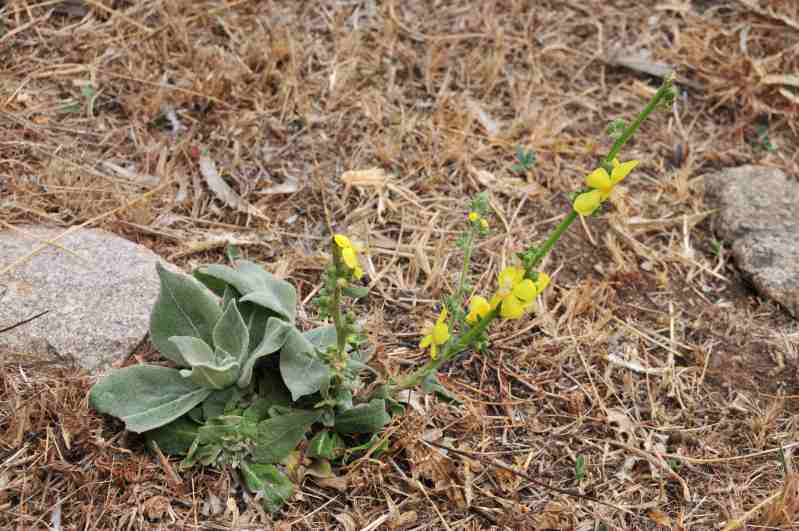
2;0;799;529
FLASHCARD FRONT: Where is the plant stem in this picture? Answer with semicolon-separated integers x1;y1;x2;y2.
525;210;577;274
392;307;498;391
603;76;673;169
330;247;347;362
452;229;475;311
526;76;674;274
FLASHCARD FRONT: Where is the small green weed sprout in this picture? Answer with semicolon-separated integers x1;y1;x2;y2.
574;454;587;481
511;145;537;173
753;123;778;152
89;76;676;514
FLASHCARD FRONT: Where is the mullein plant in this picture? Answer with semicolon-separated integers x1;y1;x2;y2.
88;76;675;514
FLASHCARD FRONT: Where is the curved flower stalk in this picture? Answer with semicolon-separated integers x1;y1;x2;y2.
395;75;676;394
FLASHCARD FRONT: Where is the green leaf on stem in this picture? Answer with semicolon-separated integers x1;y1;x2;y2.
279;328;331;401
253;409;322;464
307;430;346;460
421;372;461;404
334;399;390;434
240;461;294;513
145;415;200;455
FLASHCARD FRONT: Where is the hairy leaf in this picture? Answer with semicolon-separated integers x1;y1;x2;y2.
334;399;390;435
169;336;215;367
240;461;294;513
90;365;213;433
279;328;331;401
221;285;237;310
182;415;255;468
239;301;274;353
213;300;249;364
307;430;346;460
237;317;293;388
202;387;243;421
196;261;297;322
253;409;321;464
150;263;222;366
145;415;200;455
303;325;338;351
179;349;240;390
240;289;295;323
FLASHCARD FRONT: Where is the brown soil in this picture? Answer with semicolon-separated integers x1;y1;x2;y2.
2;1;799;529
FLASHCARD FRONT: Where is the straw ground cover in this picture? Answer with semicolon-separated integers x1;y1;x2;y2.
2;0;799;529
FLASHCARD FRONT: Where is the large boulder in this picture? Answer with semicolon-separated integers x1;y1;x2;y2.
0;225;166;369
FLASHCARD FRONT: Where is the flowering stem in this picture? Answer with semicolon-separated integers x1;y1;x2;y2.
330;246;348;361
453;229;476;312
525;76;674;275
524;211;577;274
603;76;673;170
395;77;675;396
391;307;498;392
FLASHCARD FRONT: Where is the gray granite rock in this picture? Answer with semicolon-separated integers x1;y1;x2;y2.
705;166;799;318
0;226;166;370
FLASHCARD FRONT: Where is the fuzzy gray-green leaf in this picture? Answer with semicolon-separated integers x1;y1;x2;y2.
179;348;240;390
213;300;249;364
150;263;222;366
334;399;390;434
145;416;200;455
169;336;215;367
240;288;296;323
303;325;338;351
252;409;321;464
196;261;297;322
90;365;213;433
237;317;293;388
239;301;275;352
240;461;294;513
279;328;331;401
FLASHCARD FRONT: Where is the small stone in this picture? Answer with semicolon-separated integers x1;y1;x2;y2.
733;228;799;318
0;226;167;370
704;166;799;318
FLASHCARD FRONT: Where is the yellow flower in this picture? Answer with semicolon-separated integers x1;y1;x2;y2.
533;271;550;293
466;296;491;324
573;189;603;215
419;308;450;360
334;234;364;279
573;158;639;215
468;211;480;222
480;218;489;230
488;266;537;319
